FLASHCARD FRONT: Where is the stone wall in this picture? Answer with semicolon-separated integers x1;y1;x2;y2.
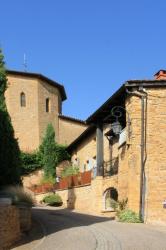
71;131;96;172
6;74;62;151
125;89;166;224
144;88;166;224
0;205;20;249
70;125;119;173
6;75;40;151
68;87;166;224
35;177;118;217
38;79;61;144
58;116;87;145
22;169;44;188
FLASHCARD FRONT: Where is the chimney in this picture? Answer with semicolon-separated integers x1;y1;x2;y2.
154;70;166;80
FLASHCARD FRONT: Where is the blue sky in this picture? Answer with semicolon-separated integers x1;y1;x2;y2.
1;0;166;119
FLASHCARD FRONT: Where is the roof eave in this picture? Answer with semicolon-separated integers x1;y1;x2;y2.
6;69;67;101
59;114;86;125
86;84;126;124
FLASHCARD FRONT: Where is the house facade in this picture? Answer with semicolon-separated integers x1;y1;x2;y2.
65;70;166;224
5;70;87;151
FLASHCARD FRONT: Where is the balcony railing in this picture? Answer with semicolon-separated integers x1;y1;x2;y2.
103;157;119;177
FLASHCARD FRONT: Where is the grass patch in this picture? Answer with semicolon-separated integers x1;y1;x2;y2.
118;209;143;223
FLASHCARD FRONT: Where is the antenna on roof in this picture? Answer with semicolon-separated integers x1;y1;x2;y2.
23;53;27;72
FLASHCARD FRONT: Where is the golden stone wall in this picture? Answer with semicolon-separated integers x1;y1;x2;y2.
5;73;87;151
38;79;61;144
6;74;62;151
68;87;166;224
6;75;40;151
0;205;20;249
35;177;117;216
71;131;96;172
124;89;166;224
58;117;87;145
22;169;44;188
71;126;119;172
144;89;166;224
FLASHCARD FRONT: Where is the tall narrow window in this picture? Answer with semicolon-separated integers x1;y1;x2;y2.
20;92;26;107
46;98;50;112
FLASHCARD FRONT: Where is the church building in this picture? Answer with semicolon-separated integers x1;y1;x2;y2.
5;70;87;151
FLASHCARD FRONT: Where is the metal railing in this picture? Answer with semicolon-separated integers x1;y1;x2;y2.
103;157;119;177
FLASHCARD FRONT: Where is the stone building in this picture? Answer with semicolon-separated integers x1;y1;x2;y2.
66;70;166;224
10;68;166;224
5;70;87;151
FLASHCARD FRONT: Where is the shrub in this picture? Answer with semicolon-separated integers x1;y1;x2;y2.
118;198;128;211
20;151;41;175
118;209;142;223
40;175;56;185
0;49;21;186
55;144;70;164
109;198;128;213
61;166;79;178
2;186;34;206
43;194;62;206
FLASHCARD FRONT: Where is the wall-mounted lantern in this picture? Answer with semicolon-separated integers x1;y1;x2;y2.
111;106;131;138
104;129;115;143
111;121;122;135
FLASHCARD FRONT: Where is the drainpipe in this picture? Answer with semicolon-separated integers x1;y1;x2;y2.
126;88;147;221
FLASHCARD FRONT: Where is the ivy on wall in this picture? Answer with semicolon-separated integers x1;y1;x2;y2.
20;152;41;175
21;124;70;178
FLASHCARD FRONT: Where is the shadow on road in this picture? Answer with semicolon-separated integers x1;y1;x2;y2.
13;206;114;249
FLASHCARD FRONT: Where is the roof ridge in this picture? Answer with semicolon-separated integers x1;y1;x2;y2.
59;114;86;124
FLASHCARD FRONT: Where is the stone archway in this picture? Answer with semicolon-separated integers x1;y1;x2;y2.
103;187;118;211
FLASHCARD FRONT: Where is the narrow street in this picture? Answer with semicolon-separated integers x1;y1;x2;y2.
17;207;166;250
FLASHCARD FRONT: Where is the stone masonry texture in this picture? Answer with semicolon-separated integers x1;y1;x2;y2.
5;73;86;151
0;205;20;249
68;86;166;225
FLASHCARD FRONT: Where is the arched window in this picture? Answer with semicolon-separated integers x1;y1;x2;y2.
103;187;118;211
20;92;26;107
46;98;50;112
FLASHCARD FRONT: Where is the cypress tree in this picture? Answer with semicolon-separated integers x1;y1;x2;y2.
0;49;21;186
39;123;57;178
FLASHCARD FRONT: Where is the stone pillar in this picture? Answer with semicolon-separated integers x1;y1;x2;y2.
91;176;103;213
96;123;104;176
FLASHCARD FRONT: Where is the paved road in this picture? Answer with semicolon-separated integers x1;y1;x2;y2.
31;207;166;250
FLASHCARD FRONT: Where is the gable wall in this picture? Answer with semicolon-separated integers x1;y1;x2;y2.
58;117;87;145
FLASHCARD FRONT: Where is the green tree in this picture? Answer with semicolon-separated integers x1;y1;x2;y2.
0;49;21;186
39;123;70;180
39;123;57;178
